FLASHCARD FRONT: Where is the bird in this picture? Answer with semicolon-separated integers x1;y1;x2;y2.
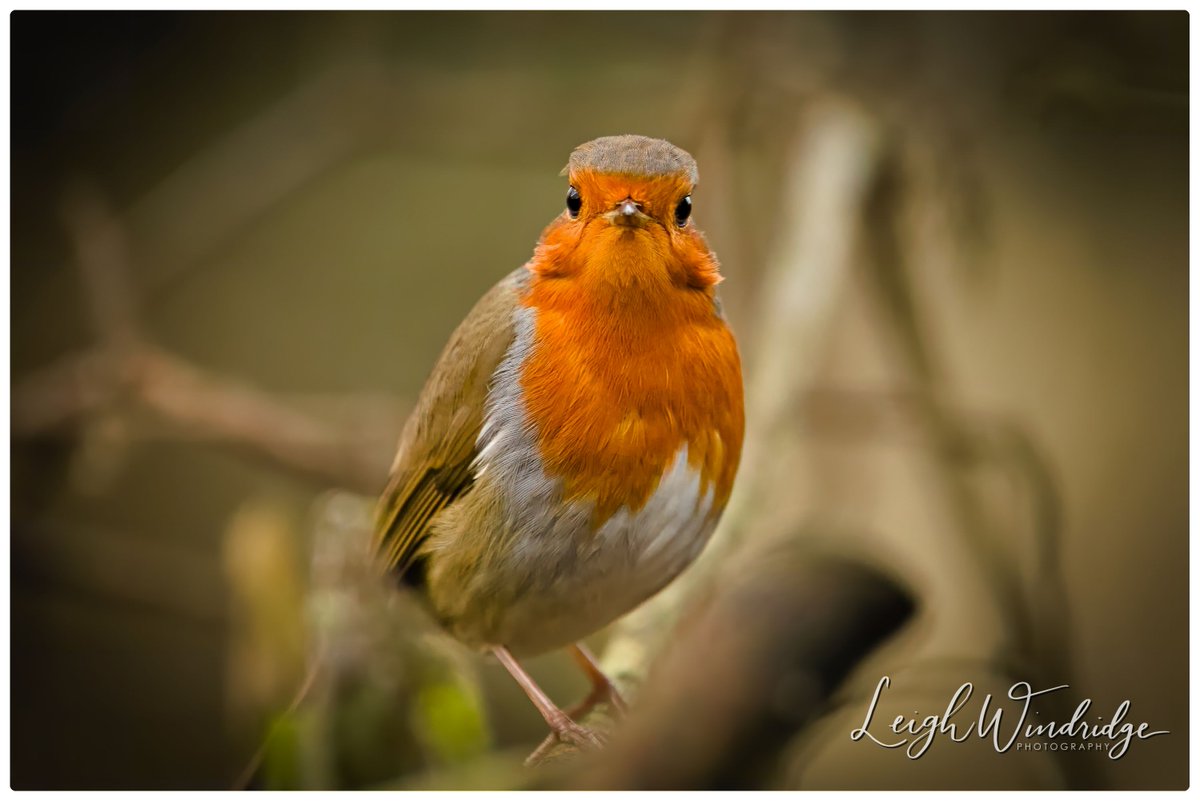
374;134;744;753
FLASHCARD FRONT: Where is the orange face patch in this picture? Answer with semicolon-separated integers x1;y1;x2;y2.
519;171;744;526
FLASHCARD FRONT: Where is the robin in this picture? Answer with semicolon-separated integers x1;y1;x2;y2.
375;134;744;751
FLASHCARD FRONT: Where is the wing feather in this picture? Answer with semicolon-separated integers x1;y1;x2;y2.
374;268;527;576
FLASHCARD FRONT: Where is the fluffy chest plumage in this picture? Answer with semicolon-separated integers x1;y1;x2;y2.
514;272;742;522
478;278;742;525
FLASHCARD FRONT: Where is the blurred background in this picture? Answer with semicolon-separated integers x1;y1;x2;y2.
10;10;1187;790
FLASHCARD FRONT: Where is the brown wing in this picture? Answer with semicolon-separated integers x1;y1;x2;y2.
374;268;527;576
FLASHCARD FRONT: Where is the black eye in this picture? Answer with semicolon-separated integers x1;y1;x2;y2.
566;186;582;217
674;195;692;227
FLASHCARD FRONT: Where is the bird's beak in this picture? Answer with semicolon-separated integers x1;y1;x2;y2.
604;198;652;228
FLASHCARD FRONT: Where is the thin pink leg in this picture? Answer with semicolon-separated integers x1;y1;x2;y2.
568;642;627;716
492;645;603;754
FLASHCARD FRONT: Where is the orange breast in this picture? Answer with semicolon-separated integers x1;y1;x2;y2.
519;269;744;527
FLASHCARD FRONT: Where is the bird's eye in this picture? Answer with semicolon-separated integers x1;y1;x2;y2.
566;186;582;218
674;195;692;227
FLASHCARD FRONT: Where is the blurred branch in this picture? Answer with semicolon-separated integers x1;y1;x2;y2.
12;185;400;495
133;345;393;494
572;551;911;789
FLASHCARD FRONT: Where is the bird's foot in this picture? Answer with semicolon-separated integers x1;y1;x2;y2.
524;712;605;766
553;716;606;750
526;671;625;764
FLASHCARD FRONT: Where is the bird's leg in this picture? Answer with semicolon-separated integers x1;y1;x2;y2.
491;645;604;757
566;642;627;718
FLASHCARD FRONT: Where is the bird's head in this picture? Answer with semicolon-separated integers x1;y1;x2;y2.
531;135;721;291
